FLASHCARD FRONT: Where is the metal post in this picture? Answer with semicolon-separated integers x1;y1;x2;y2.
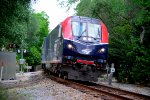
108;63;115;85
0;66;3;81
108;73;113;85
21;49;23;59
20;49;24;75
106;63;109;78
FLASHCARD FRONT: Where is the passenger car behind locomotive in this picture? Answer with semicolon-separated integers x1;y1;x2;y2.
42;16;109;82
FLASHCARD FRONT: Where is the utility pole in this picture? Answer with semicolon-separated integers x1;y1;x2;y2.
19;40;26;75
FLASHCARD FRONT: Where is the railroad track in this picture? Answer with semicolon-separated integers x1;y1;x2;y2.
48;75;150;100
89;83;150;100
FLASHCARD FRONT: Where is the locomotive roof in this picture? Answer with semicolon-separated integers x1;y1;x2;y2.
70;16;100;24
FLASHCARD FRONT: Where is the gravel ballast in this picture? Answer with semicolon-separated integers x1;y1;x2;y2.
0;71;100;100
0;71;149;100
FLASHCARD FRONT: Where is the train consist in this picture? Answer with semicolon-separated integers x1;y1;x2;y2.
42;16;109;82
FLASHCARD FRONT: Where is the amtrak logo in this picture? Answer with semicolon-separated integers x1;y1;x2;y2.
81;49;92;54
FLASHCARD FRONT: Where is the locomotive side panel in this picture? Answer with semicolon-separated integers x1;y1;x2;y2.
48;25;63;63
41;36;50;69
42;25;63;70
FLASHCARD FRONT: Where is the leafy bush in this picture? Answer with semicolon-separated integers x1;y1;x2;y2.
25;46;41;66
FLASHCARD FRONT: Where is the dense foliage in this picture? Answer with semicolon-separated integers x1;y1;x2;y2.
24;12;49;66
0;0;49;68
0;0;31;48
58;0;150;84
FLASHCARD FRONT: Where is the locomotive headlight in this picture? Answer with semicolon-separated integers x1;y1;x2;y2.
83;37;87;41
68;44;73;49
67;44;75;50
88;37;92;41
98;48;105;53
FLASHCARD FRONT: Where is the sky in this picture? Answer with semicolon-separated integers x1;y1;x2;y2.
32;0;76;29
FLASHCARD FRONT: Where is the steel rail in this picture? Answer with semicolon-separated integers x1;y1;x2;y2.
92;83;150;100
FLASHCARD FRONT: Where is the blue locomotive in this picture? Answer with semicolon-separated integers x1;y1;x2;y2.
42;16;109;82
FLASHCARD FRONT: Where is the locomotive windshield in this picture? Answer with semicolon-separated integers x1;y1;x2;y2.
72;22;86;37
72;22;101;38
88;23;101;38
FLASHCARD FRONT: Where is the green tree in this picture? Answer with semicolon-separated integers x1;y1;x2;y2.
24;11;49;67
0;0;49;70
0;0;31;48
25;46;41;68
